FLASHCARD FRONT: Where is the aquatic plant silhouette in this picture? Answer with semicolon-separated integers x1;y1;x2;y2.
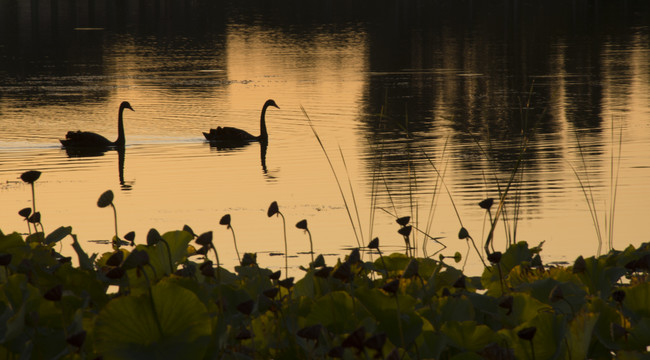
97;190;121;249
220;214;241;264
20;170;40;213
20;171;44;233
295;219;314;264
268;201;288;278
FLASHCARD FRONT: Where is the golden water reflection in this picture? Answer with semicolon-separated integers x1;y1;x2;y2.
0;1;649;276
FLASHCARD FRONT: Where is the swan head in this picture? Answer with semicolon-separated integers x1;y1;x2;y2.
265;99;280;110
120;101;135;112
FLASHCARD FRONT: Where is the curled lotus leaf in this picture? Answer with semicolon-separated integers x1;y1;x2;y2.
267;201;279;217
121;249;150;270
20;170;41;184
97;190;114;208
18;207;32;219
396;216;411;226
479;198;494;210
195;232;213;246
219;214;231;227
147;228;163;246
295;219;308;230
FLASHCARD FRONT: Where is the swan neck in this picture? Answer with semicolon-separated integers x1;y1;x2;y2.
116;107;126;147
259;105;269;141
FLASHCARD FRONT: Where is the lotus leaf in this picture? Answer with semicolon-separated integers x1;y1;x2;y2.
44;226;72;245
306;290;368;333
622;281;650;320
94;279;211;360
441;320;497;352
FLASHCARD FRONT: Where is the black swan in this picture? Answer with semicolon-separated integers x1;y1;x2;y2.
60;101;134;148
203;99;279;145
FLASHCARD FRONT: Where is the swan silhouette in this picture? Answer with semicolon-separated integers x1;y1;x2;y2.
60;101;134;149
203;99;279;145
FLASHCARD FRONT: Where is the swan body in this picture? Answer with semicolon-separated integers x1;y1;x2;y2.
60;101;134;149
203;99;279;145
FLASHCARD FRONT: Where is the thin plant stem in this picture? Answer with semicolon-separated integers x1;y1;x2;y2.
230;226;241;264
419;147;464;228
424;138;448;257
110;203;119;246
278;212;288;279
160;239;174;274
30;183;37;214
608;122;623;250
530;340;536;360
393;293;406;350
306;229;314;264
141;268;164;337
303;106;362;249
573;131;603;255
338;145;364;246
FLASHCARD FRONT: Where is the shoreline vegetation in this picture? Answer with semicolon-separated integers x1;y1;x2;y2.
1;171;649;359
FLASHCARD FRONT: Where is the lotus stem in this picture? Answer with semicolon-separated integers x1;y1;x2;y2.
141;267;164;337
229;226;241;264
279;212;288;279
160;239;174;274
30;183;36;214
110;203;119;247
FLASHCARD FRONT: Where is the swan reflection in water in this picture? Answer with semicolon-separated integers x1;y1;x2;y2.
203;99;279;146
208;141;270;175
60;101;135;190
63;147;133;190
204;99;280;176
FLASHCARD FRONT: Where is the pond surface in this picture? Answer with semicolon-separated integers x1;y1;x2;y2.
1;0;649;276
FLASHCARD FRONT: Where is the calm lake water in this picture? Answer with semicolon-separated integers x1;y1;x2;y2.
1;0;649;276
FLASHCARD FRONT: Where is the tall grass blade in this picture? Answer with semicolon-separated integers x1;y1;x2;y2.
338;145;364;245
608;121;623;251
572;131;603;255
302;106;362;249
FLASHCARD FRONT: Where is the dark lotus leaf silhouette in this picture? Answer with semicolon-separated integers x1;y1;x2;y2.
28;212;41;224
18;207;32;219
44;284;63;301
458;227;470;239
106;251;124;267
397;225;412;237
147;228;163;246
219;214;231;226
479;198;494;210
517;326;537;341
382;279;400;294
20;170;41;184
269;270;282;280
267;201;279;217
195;231;213;246
487;251;502;264
396;216;410;226
97;190;114;208
66;330;87;348
278;277;294;289
341;326;365;350
295;219;308;230
262;287;279;299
